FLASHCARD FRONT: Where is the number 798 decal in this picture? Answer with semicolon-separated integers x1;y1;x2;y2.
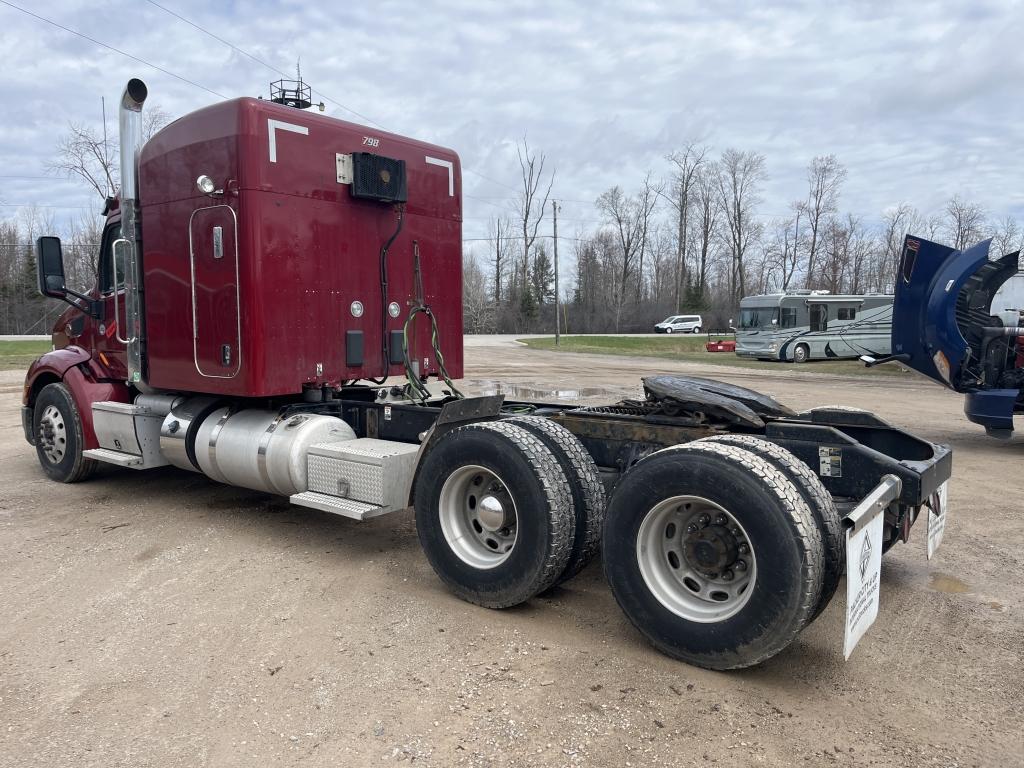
362;136;380;148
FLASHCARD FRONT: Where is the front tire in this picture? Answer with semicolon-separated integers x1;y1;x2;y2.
665;327;673;334
793;344;810;363
33;382;96;483
414;421;575;608
603;441;824;669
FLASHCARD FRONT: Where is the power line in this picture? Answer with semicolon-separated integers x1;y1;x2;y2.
0;0;227;99
141;0;384;128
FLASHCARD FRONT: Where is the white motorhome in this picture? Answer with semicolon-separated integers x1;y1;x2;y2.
735;291;893;362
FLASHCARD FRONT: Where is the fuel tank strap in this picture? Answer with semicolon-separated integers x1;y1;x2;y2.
206;408;233;483
257;414;287;495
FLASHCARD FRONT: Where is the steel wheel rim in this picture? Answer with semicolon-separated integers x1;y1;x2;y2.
37;404;68;464
439;464;518;569
636;495;757;623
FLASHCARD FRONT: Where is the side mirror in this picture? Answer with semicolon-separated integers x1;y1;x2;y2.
36;236;67;298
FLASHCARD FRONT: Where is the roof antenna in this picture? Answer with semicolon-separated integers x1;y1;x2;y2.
269;59;325;112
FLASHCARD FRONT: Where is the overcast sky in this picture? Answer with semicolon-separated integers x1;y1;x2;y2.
1;0;1022;266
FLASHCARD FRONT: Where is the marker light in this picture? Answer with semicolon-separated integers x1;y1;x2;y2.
932;350;952;385
196;175;217;194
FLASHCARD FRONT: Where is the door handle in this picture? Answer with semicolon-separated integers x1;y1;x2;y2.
110;238;136;344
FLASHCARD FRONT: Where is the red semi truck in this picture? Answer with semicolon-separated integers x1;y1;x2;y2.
22;79;952;669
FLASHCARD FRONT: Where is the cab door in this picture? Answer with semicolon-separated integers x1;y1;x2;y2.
92;219;129;379
189;205;241;377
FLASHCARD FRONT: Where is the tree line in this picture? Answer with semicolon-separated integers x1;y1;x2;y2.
464;142;1024;334
2;123;1019;336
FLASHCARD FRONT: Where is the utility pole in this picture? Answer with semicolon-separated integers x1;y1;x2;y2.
552;200;560;346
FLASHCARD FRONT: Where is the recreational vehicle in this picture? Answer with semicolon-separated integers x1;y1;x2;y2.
734;291;893;362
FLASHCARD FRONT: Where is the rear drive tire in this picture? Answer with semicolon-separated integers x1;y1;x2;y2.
504;415;606;584
414;421;575;608
793;344;810;363
692;326;701;334
603;441;825;669
696;434;843;623
33;382;96;483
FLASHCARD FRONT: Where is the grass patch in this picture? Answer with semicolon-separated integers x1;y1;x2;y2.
518;335;912;377
0;339;53;371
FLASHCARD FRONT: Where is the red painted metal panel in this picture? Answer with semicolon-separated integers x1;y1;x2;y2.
140;98;462;397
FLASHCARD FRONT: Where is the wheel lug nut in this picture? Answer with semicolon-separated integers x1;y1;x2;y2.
734;559;747;572
699;514;710;527
715;514;727;526
722;570;734;581
686;524;698;534
738;544;749;554
731;527;741;537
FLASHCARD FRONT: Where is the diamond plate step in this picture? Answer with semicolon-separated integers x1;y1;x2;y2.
83;447;145;468
289;491;396;521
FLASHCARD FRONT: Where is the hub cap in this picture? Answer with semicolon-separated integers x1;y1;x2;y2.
37;404;67;465
636;495;757;623
439;465;518;569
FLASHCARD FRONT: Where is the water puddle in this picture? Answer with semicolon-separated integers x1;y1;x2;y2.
471;380;619;402
928;572;970;594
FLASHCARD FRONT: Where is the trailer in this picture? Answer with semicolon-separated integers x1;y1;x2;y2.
22;78;952;669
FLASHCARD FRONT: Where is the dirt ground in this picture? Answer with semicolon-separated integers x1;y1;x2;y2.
1;338;1021;767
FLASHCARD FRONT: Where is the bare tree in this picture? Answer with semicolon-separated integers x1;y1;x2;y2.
488;216;510;304
596;184;660;330
513;138;554;298
143;106;171;141
799;155;846;287
992;215;1022;256
50;108;171;200
943;195;987;250
462;250;493;333
715;149;766;304
633;174;662;303
49;123;117;200
692;163;720;299
663;144;707;311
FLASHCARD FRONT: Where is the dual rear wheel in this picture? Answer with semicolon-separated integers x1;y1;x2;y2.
415;422;841;670
414;417;605;608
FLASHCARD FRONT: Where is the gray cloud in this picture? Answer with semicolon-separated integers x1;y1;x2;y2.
1;0;1021;250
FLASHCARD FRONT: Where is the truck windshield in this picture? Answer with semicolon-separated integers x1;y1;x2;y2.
739;307;778;328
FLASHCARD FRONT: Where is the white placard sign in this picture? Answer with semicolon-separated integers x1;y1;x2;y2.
927;481;949;560
844;511;884;660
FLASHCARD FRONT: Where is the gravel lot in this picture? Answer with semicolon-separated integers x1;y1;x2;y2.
1;338;1021;767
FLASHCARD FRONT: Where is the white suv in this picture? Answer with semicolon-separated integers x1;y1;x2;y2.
654;314;703;334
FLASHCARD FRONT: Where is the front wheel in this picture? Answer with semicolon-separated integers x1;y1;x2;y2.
665;327;673;334
793;344;810;363
603;441;825;670
33;382;96;483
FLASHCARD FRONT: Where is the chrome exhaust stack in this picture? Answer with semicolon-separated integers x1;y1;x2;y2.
117;78;148;385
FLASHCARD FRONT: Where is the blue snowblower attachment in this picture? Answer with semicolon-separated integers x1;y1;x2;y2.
892;234;1023;438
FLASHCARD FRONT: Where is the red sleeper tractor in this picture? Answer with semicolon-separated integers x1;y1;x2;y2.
23;78;951;669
